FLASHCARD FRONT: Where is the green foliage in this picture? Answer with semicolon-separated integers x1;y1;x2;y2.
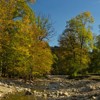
58;12;94;76
0;0;99;78
89;35;100;74
0;0;53;79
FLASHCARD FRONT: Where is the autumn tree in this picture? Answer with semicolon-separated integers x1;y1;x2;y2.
0;0;35;76
59;12;94;76
89;35;100;74
0;0;53;78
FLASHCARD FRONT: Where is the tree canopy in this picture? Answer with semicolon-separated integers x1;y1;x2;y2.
0;0;53;79
0;1;100;79
56;12;94;76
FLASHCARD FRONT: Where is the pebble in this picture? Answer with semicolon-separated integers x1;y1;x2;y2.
0;75;100;100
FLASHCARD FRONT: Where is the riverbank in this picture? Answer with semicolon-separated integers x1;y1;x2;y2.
0;78;32;99
0;75;100;100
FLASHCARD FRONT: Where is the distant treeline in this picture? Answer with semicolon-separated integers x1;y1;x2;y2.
0;0;100;80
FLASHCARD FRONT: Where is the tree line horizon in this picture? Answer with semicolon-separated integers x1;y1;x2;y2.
0;0;100;80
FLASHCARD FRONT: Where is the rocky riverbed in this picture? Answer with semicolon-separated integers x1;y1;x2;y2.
0;75;100;100
0;78;31;99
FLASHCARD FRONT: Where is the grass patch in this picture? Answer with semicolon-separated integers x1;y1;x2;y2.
1;91;46;100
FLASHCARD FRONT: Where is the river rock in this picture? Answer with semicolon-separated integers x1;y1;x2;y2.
25;90;33;95
0;93;4;98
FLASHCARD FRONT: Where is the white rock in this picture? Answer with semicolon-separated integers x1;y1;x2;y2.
89;85;95;90
0;93;4;98
64;92;69;96
43;93;47;98
59;91;63;96
56;91;59;97
92;96;96;100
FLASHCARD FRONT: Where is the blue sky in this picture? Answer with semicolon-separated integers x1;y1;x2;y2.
30;0;100;46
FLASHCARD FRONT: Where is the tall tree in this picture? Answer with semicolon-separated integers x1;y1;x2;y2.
0;0;53;78
59;12;94;76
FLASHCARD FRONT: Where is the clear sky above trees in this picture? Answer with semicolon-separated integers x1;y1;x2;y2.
30;0;100;46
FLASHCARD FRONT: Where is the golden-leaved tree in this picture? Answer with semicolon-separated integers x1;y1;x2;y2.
59;12;94;76
0;0;53;78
